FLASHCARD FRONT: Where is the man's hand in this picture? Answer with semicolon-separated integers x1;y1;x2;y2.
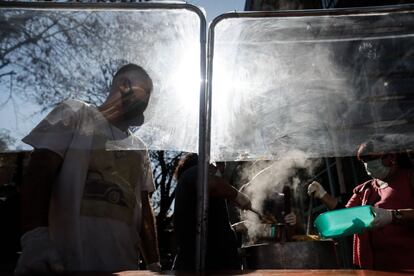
15;227;65;276
284;212;297;226
370;207;392;228
233;191;252;210
307;181;327;199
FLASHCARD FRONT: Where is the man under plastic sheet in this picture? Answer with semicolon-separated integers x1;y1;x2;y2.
173;154;253;271
15;64;161;274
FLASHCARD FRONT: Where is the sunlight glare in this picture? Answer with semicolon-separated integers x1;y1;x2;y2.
172;43;201;113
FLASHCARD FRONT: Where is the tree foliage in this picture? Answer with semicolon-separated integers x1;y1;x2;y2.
0;9;166;111
1;11;111;109
149;150;185;268
149;150;184;221
0;129;16;151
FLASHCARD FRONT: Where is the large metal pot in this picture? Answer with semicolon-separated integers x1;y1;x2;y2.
241;240;339;269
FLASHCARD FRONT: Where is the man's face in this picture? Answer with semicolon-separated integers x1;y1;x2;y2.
118;77;151;126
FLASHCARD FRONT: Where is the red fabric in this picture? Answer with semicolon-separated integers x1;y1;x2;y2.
346;170;414;270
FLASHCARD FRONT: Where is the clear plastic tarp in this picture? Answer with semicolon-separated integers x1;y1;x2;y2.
210;8;414;161
0;5;201;152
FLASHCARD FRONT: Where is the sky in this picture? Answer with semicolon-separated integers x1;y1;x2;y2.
185;0;246;22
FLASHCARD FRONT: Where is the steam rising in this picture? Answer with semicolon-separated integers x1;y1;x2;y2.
211;10;414;161
239;150;321;241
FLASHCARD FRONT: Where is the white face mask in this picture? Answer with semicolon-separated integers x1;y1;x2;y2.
364;159;390;180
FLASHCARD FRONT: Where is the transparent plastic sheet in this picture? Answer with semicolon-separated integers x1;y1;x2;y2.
0;6;201;152
210;9;414;161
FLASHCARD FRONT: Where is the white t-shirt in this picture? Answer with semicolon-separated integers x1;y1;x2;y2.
22;99;154;271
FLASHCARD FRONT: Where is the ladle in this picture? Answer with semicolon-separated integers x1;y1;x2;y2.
306;192;314;235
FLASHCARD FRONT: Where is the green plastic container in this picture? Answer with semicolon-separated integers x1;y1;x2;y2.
314;205;374;238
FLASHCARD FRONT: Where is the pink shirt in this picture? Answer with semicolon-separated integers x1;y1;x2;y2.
346;169;414;270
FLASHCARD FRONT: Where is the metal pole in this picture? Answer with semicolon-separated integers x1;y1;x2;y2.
324;157;337;196
335;157;347;194
244;0;254;11
195;8;208;272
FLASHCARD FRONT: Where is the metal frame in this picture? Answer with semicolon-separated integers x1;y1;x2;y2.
0;1;208;271
211;3;414;22
0;1;200;11
206;4;414;158
206;3;414;268
206;3;414;165
3;1;414;271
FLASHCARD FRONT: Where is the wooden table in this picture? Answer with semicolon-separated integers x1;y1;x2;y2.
58;270;414;275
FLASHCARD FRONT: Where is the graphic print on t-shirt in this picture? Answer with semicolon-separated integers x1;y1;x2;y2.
81;131;140;225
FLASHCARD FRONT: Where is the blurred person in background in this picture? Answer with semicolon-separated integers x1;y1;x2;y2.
308;137;414;270
173;153;252;271
16;64;161;274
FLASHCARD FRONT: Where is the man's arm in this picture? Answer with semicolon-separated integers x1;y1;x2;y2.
208;176;238;199
319;193;339;210
21;149;63;233
371;207;414;228
208;176;252;210
139;191;160;269
394;209;414;223
308;181;339;210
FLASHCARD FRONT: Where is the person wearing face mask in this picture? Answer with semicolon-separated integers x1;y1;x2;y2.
16;64;161;274
308;138;414;270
